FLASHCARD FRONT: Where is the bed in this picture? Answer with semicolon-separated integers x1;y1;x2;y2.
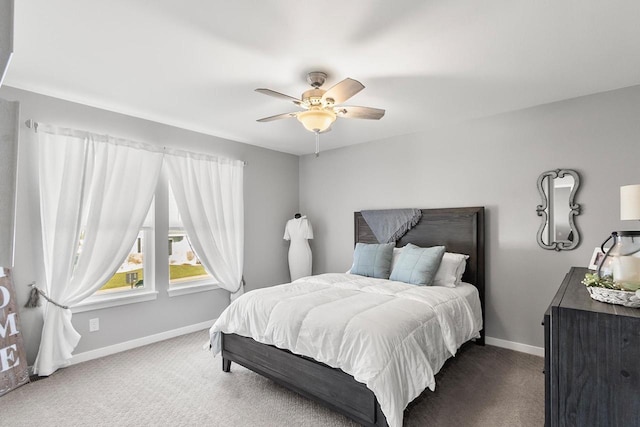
211;207;485;427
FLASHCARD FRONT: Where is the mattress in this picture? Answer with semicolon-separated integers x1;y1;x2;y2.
210;273;482;427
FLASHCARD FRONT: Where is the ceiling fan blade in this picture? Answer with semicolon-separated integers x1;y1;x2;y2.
255;88;302;105
335;106;385;120
256;112;298;122
322;78;364;105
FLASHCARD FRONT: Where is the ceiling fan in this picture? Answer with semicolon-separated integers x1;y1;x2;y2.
255;71;385;156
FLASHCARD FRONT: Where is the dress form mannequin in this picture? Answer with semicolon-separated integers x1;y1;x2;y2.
284;214;313;281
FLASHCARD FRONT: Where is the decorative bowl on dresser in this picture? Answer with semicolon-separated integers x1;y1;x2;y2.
586;286;640;308
544;267;640;426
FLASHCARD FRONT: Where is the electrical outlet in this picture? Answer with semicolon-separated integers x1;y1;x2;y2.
89;318;99;332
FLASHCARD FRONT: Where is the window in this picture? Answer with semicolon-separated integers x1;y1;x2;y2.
167;185;217;296
72;201;156;313
97;232;146;293
168;232;210;284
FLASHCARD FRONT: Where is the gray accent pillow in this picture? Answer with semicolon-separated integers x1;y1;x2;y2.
350;242;395;279
389;243;446;285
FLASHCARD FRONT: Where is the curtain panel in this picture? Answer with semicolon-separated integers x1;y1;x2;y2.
165;153;245;300
33;125;163;376
31;123;245;375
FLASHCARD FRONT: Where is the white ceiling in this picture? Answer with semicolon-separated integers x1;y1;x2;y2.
5;0;640;155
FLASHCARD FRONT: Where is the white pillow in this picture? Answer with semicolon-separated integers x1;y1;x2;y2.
433;252;469;287
391;247;468;287
392;247;403;268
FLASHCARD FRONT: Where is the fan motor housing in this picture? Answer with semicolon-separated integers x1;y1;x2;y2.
302;88;325;106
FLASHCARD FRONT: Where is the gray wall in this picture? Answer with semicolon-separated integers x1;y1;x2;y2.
299;85;640;349
0;86;299;363
0;0;13;85
0;98;18;266
4;83;639;361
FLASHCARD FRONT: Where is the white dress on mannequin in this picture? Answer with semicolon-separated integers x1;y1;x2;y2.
284;215;314;281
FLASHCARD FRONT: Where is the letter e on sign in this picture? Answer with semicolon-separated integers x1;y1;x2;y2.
0;344;19;372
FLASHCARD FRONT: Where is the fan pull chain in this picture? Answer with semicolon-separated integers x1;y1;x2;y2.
315;131;320;157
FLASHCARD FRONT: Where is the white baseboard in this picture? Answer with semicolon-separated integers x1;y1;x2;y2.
69;323;542;366
485;336;544;357
70;319;216;365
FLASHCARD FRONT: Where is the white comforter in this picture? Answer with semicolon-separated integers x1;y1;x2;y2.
209;273;482;427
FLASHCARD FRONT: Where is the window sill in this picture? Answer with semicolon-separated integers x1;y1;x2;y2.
71;289;158;313
167;281;220;297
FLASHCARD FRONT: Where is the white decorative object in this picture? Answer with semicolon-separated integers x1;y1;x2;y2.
586;286;640;308
284;215;313;281
588;247;608;271
621;184;640;220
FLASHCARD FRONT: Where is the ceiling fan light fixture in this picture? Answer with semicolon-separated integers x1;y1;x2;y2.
297;108;336;133
256;72;385;150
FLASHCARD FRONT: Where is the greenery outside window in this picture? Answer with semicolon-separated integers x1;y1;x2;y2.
168;231;211;284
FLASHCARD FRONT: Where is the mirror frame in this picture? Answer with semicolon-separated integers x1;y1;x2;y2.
536;169;581;251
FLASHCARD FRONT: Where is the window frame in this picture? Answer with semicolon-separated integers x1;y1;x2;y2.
71;222;157;313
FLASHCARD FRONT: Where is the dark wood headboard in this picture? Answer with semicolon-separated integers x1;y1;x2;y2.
355;207;485;341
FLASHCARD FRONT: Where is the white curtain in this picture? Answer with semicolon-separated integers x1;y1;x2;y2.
165;152;244;300
33;125;163;376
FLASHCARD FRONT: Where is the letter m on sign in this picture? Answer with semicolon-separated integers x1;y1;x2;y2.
0;268;29;395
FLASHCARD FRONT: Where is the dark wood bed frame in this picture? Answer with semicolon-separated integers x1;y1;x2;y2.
221;207;485;427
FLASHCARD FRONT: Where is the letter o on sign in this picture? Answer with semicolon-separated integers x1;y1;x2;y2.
0;286;10;310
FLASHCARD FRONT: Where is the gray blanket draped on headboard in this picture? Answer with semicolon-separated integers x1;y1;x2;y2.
360;209;422;243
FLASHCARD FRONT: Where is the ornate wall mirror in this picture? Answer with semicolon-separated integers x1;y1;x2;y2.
536;169;581;251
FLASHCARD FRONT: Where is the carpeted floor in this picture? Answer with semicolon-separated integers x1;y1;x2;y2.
0;330;544;426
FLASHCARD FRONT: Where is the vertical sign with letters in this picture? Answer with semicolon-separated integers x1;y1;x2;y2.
0;267;29;395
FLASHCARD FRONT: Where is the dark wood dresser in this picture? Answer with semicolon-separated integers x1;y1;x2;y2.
544;267;640;426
